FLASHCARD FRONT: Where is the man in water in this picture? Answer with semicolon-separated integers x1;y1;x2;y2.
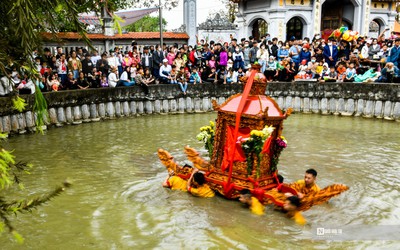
292;168;320;198
187;168;215;198
239;189;264;215
162;164;192;191
283;196;306;225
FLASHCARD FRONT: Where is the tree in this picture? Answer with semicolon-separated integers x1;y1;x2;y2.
125;15;167;32
0;0;179;79
0;142;71;243
217;0;239;23
0;1;178;241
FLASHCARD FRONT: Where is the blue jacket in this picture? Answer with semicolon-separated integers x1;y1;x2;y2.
277;48;289;61
387;46;400;66
323;45;338;61
299;50;311;63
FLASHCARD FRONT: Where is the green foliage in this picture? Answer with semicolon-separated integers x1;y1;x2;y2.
113;14;126;35
33;86;49;134
0;145;71;242
12;96;27;113
125;15;167;32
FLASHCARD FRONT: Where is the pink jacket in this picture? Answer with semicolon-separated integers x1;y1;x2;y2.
122;56;133;68
167;52;176;65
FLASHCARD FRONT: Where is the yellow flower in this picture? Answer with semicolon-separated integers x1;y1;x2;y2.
250;130;264;138
210;121;215;127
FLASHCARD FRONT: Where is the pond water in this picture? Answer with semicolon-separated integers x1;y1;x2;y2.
1;113;400;249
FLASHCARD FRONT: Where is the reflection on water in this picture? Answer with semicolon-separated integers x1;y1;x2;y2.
2;113;400;249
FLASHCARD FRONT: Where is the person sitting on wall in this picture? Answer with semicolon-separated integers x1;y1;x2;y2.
134;67;150;97
108;67;119;88
162;164;193;191
376;62;399;83
0;69;14;97
118;66;135;87
159;59;172;84
283;196;306;225
239;189;265;215
177;66;189;95
187;168;215;198
189;66;202;84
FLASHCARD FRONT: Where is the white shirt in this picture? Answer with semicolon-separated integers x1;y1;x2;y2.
91;55;101;65
159;64;172;78
120;71;129;81
108;56;118;68
0;76;13;96
108;72;118;87
361;45;369;59
256;49;269;61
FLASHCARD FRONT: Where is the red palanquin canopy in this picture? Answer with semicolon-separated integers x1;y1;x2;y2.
219;95;285;117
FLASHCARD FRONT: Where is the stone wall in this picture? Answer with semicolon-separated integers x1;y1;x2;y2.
266;82;400;120
0;82;399;134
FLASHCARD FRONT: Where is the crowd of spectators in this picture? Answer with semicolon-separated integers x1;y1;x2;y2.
1;29;400;97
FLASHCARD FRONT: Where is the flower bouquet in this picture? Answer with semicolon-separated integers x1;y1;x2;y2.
196;121;215;158
240;125;275;177
270;136;288;173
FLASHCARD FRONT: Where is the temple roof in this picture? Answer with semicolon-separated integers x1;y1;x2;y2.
79;8;159;27
219;95;285;117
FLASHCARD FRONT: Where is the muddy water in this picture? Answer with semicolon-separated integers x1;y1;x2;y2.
2;113;399;249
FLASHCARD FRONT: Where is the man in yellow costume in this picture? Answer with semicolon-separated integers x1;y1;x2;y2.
283;196;306;225
290;168;320;198
187;168;215;198
239;189;265;215
162;164;192;191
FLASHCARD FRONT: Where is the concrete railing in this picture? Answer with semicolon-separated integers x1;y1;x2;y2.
0;82;399;134
266;82;400;120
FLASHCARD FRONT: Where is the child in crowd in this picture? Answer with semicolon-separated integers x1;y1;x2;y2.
134;67;150;96
207;67;218;83
170;65;178;84
336;64;347;82
208;55;216;69
189;67;202;84
232;67;245;83
319;63;330;81
47;73;61;91
225;68;233;84
177;66;188;94
295;59;309;80
100;75;108;87
315;61;324;79
345;62;357;82
324;66;338;82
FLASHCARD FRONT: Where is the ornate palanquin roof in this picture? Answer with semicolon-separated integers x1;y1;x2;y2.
219;95;285;117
